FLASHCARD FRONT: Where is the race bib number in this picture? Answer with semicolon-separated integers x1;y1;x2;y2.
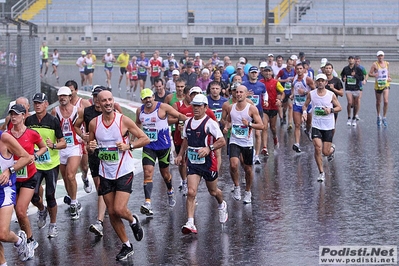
139;66;146;73
86;64;93;69
143;127;158;142
314;106;326;116
16;166;28;179
187;147;205;164
347;75;356;85
377;78;387;88
98;147;119;163
212;109;223;122
36;150;51;164
153;66;159;73
232;125;249;138
248;95;259;105
64;132;74;147
294;95;306;105
284;82;292;91
106;62;113;68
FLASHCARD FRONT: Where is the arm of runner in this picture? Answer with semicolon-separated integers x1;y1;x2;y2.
302;93;312;122
331;94;342;114
246;106;264;130
122;116;150;150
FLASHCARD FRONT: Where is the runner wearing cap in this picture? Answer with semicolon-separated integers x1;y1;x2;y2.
196;68;212;92
7;104;47;256
76;51;86;88
51;87;83;220
302;73;342;182
369;50;391;127
102;49;116;90
267;53;276;67
0;97;30;131
25;92;66;238
163;61;177;83
193;52;204;69
175;93;227;234
243;66;268;164
165;69;180;93
117;49;130;91
136;88;187;216
341;56;364;127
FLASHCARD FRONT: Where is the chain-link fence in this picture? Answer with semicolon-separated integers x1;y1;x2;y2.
0;18;40;119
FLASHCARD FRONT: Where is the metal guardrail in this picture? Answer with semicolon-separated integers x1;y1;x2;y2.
11;0;36;19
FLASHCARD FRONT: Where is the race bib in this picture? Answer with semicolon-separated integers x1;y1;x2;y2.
153;66;159;72
86;64;93;70
232;125;249;138
347;76;356;85
139;66;146;73
248;95;259;105
377;78;387;88
64;132;74;147
284;82;292;91
187;147;205;164
314;106;327;116
294;95;306;105
106;62;113;68
98;147;119;163
36;150;51;164
16;166;28;179
143;127;158;142
212;109;223;122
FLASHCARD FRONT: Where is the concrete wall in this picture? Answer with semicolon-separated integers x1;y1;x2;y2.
39;24;399;47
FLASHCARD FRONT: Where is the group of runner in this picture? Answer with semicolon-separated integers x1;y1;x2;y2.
0;49;391;263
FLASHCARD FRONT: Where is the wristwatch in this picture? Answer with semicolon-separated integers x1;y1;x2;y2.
248;122;253;128
209;144;215;151
8;166;15;175
129;143;134;151
330;108;334;114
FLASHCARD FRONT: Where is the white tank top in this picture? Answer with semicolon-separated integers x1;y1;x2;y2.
0;149;15;188
229;103;253;147
310;90;335;130
104;54;114;68
95;113;134;179
292;77;310;106
55;106;80;146
375;61;390;90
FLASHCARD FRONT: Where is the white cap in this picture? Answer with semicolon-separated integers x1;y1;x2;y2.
189;86;202;95
239;57;246;63
259;62;267;68
171;53;174;57
172;69;180;75
107;48;112;53
290;55;298;60
377;50;384;56
191;94;208;105
315;73;327;80
320;58;328;68
57;86;72;96
268;53;274;57
195;52;200;57
201;68;210;75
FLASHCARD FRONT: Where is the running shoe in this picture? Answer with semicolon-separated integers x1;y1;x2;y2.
273;137;279;149
287;123;293;131
140;202;154;216
218;201;228;224
63;195;71;205
233;186;241;201
327;144;336;162
37;206;48;229
89;220;104;237
116;243;134;261
377;116;381;127
182;183;188;197
29;239;39;250
304;129;312;141
178;180;183;191
346;119;352;126
292;143;301;153
47;224;58;238
317;172;325;182
70;204;80;220
243;191;252;204
82;173;92;193
261;147;269;156
27;240;35;259
181;222;197;234
382;117;388;127
131;214;144;241
15;231;30;261
254;155;261;164
167;189;176;207
355;115;360;120
351;119;357;128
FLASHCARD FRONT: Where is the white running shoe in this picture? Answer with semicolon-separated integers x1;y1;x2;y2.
218;201;228;223
243;191;252;204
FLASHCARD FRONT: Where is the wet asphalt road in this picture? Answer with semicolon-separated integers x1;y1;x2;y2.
4;66;399;265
